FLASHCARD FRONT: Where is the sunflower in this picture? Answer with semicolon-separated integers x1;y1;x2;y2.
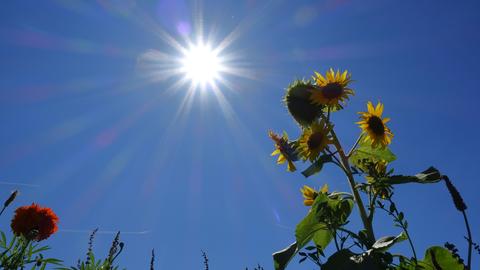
298;120;333;161
11;203;59;241
301;184;328;206
284;79;324;127
269;131;299;172
309;69;354;110
357;101;393;148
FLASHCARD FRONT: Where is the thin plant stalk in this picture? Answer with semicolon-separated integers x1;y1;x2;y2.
386;197;417;261
462;211;472;270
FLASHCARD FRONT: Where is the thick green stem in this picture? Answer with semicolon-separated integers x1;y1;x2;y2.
330;129;375;245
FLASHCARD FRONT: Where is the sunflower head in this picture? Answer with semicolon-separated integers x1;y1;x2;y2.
309;69;354;111
298;119;333;161
284;79;324;127
301;184;328;206
11;203;59;241
269;130;299;172
357;101;393;148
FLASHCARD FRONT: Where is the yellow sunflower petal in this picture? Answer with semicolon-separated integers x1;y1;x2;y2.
367;101;374;113
304;199;314;206
271;149;281;156
320;184;329;194
375;102;384;115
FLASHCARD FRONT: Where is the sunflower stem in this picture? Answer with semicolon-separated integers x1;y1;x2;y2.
330;128;376;246
347;134;363;158
462;210;472;270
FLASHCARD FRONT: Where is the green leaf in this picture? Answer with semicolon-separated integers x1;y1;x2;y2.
371;232;407;252
273;242;297;270
295;193;332;249
349;141;396;171
380;167;442;185
423;246;464;270
272;193;354;270
395;246;465;270
42;258;63;265
301;155;332;177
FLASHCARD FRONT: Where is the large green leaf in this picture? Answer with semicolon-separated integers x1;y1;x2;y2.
423;246;464;270
349;141;396;171
301;155;332;178
395;246;464;270
272;242;297;270
379;167;442;185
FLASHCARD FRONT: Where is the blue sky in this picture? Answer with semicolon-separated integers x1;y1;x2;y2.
0;0;479;269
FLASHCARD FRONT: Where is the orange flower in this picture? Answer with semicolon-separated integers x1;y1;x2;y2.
11;203;59;241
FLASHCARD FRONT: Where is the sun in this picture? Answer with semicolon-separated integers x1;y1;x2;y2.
180;43;224;88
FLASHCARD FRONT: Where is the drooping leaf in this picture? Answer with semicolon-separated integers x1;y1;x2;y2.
302;155;332;177
273;242;297;270
371;232;407;252
379;167;442;185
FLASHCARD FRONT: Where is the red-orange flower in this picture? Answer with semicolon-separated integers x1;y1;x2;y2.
11;203;59;241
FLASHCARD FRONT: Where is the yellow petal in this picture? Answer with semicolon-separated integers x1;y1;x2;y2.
367;101;374;113
304;199;314;206
320;184;329;194
315;71;326;84
375;102;384;115
271;149;281;156
327;69;334;81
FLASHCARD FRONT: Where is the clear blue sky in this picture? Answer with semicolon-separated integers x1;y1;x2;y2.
1;1;479;269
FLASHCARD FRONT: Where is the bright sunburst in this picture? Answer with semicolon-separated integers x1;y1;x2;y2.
180;43;224;87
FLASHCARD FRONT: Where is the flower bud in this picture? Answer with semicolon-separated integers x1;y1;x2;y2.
443;176;467;211
3;190;18;208
284;80;323;127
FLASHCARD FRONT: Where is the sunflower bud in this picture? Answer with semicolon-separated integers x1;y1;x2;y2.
3;190;18;208
443;176;467;211
284;80;323;127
